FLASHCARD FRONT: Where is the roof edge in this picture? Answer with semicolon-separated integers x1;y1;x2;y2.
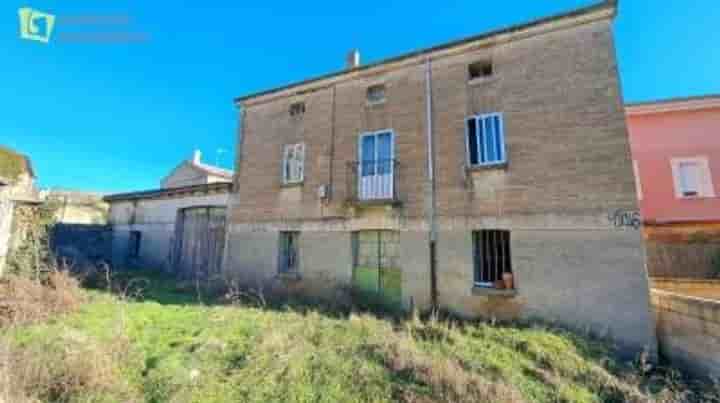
626;94;720;116
103;182;232;203
233;0;616;105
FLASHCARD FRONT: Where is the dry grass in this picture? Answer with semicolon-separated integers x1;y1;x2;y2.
0;331;141;403
0;270;83;327
1;270;719;403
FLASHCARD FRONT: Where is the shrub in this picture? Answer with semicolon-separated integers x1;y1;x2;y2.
0;270;83;327
0;327;141;402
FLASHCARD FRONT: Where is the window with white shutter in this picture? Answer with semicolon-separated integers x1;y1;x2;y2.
282;143;305;184
671;157;715;199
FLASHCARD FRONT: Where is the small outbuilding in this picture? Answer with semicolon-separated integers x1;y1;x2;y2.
104;151;233;279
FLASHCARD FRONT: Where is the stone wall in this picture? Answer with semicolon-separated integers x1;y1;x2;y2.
651;289;720;379
226;3;656;355
0;198;13;275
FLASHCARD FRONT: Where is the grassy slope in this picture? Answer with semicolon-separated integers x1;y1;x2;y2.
6;272;712;403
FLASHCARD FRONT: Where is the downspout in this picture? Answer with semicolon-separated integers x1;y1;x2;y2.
425;58;438;309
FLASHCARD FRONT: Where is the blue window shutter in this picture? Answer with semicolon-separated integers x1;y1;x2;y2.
467;118;479;165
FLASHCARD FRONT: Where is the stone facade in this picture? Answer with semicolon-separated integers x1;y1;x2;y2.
225;1;656;356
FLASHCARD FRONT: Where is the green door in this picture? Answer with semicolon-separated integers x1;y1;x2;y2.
353;230;401;307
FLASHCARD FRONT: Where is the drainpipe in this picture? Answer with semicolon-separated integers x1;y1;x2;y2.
425;58;438;309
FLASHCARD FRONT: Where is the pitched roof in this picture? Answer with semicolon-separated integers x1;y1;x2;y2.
104;182;232;202
191;161;233;179
234;0;617;104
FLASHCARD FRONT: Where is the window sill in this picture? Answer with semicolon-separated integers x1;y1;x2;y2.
467;76;498;87
281;181;304;188
276;272;301;281
466;162;508;172
366;100;386;107
471;286;517;298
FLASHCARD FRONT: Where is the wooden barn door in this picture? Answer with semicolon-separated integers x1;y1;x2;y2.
175;206;226;280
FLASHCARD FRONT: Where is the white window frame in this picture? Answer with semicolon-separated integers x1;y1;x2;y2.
282;143;305;185
465;112;506;167
670;156;715;199
633;160;642;201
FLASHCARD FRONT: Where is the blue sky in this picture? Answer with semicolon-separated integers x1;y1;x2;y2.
3;1;719;193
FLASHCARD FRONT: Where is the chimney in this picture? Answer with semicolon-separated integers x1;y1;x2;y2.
192;150;202;164
346;49;360;69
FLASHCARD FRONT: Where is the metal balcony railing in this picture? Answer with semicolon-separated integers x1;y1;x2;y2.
346;159;401;205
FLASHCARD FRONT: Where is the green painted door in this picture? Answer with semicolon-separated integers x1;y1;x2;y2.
353;230;401;307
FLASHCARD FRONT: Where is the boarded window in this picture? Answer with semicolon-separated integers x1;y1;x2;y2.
468;60;493;80
279;232;300;274
473;230;512;288
129;231;141;258
282;143;305;184
466;113;505;166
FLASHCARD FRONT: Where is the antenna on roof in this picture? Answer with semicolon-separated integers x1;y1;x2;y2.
215;148;227;167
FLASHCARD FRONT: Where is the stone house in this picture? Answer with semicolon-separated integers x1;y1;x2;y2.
105;151;232;279
225;0;655;355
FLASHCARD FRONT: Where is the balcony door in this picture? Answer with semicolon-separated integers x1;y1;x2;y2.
359;130;394;200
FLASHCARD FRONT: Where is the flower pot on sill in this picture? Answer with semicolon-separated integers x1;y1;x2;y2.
494;279;505;289
502;273;514;290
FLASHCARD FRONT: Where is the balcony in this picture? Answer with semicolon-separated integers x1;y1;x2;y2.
346;159;401;207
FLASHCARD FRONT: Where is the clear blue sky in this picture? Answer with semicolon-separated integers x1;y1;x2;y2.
3;1;719;193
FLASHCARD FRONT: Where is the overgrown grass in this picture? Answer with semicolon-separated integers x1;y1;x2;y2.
2;270;718;403
0;146;27;182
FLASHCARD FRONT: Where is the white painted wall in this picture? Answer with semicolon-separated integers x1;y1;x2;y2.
109;193;229;270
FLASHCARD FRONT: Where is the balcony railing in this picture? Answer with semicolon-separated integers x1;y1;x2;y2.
346;159;401;205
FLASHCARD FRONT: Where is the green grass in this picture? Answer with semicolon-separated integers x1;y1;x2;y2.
4;270;715;403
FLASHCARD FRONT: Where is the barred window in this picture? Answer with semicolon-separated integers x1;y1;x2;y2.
289;102;305;117
279;232;300;274
366;84;386;104
473;230;512;288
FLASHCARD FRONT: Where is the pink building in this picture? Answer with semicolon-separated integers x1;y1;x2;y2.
627;95;720;226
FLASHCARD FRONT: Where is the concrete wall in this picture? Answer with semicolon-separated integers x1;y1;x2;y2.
109;193;229;270
437;227;655;356
651;289;720;379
